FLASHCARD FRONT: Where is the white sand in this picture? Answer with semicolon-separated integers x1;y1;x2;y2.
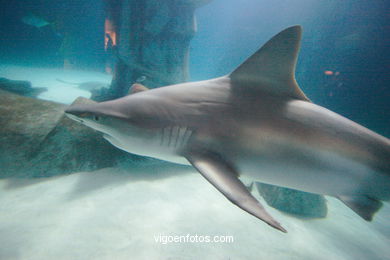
0;164;389;260
0;65;111;104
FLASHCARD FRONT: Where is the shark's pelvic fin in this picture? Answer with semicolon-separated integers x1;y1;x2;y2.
337;195;383;221
129;83;149;95
230;25;309;101
185;150;287;233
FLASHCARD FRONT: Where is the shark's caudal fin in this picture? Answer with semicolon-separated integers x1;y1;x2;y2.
230;25;309;101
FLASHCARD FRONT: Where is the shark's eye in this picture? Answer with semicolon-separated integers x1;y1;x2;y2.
79;113;89;118
93;115;100;121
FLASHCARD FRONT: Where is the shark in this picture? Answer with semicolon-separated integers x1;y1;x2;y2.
65;26;390;232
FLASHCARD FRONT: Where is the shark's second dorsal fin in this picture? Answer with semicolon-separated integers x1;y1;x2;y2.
337;195;383;221
230;25;309;101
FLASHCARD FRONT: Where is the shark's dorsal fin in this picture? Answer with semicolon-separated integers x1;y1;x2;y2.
230;25;309;101
129;83;149;95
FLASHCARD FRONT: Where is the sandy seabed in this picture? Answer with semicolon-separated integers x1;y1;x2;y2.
0;64;111;104
0;165;389;260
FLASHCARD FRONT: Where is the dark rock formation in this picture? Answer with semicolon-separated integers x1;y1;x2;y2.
255;182;328;219
0;90;140;178
0;90;64;177
0;78;47;98
26;98;136;177
102;0;212;100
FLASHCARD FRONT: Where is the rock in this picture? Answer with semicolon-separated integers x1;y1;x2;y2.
0;90;65;177
144;1;171;36
26;97;134;177
0;90;140;178
255;182;328;219
0;77;47;98
106;0;211;100
90;87;119;102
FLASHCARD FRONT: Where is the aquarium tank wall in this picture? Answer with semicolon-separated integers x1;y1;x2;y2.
0;0;389;260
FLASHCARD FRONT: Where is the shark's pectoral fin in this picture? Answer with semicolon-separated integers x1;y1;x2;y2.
337;195;383;221
184;150;287;233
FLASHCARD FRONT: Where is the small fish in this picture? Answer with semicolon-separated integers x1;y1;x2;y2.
56;79;109;92
21;13;50;28
136;75;147;83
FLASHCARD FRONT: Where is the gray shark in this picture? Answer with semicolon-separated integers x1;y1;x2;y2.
65;26;390;232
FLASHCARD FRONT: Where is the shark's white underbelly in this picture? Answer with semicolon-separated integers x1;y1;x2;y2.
103;125;387;199
236;147;384;198
103;126;192;165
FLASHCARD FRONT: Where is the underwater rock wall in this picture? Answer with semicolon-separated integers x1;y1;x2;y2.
0;91;134;178
0;78;46;98
255;182;328;219
0;90;64;177
105;0;212;99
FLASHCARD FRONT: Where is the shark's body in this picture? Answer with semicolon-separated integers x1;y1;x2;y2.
65;26;390;232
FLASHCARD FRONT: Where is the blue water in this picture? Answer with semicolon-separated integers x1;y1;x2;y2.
190;0;389;137
0;1;389;260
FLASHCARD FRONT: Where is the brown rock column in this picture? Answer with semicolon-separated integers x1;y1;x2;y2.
102;0;212;100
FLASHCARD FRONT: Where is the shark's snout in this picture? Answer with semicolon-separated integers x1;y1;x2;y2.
64;104;108;127
64;105;93;123
64;105;87;116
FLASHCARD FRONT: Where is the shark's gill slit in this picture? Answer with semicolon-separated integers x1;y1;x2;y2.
162;127;170;147
173;126;181;148
179;127;188;147
182;127;193;146
167;126;173;147
159;127;165;146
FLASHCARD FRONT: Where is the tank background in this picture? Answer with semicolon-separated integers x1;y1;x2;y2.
0;0;388;139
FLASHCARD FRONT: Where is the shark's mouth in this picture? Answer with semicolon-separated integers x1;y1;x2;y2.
102;133;124;151
65;113;84;124
103;133;117;145
103;134;112;141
